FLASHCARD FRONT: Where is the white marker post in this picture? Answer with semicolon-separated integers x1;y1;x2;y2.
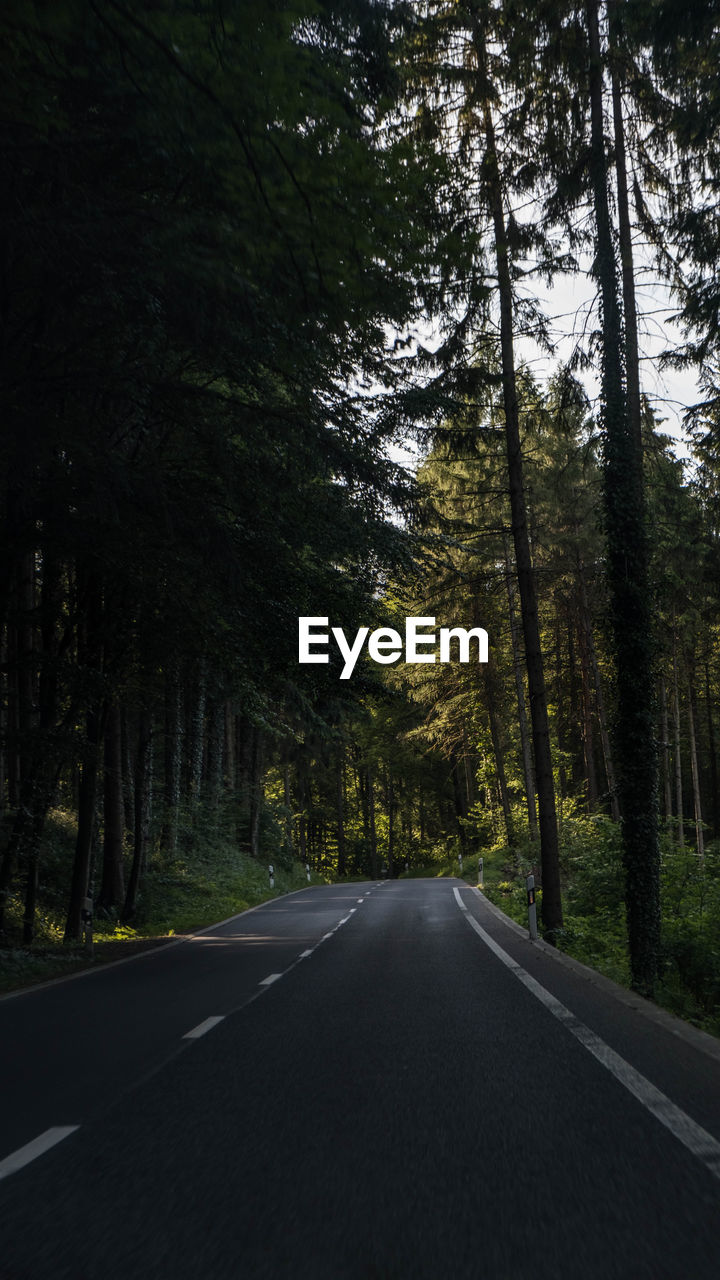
477;857;484;888
526;874;538;941
405;861;409;874
458;852;463;876
306;863;311;883
269;864;275;890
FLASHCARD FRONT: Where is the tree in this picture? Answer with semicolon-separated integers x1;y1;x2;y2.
580;0;660;991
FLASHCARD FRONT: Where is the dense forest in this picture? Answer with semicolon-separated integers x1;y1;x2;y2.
2;0;720;1016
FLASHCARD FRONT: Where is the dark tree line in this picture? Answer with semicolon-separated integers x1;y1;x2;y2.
2;1;720;1003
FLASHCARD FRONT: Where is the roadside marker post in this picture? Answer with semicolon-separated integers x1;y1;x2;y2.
269;864;275;890
458;853;463;876
306;863;311;883
477;857;484;888
526;874;538;941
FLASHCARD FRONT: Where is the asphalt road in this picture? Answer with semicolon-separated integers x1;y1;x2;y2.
2;878;720;1279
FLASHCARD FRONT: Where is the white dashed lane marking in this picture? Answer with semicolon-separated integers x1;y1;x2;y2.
0;1127;80;1182
183;1016;225;1040
0;895;375;1183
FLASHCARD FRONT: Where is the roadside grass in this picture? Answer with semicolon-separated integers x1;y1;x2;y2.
401;821;720;1038
0;808;328;995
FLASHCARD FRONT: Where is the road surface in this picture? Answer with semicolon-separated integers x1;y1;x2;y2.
2;878;720;1278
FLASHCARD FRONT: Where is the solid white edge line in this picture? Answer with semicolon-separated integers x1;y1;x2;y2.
0;1127;80;1181
0;884;322;1005
259;973;282;986
182;1015;225;1040
299;949;313;959
453;887;720;1182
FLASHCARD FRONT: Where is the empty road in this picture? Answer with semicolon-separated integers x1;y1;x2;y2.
2;879;720;1278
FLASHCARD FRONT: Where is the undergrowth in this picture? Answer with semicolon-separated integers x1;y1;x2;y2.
0;807;327;994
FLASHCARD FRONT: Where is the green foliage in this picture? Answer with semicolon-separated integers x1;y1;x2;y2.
0;802;328;992
128;841;321;938
2;0;720;1016
657;843;720;1027
561;814;625;916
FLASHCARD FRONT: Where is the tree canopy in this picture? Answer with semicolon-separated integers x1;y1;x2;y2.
2;0;720;1016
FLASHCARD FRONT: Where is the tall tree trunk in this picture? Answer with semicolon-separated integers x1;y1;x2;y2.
358;764;369;871
1;550;37;916
484;662;515;848
586;0;659;992
387;771;395;876
64;570;104;944
186;661;206;815
5;616;20;810
368;770;378;878
295;758;308;867
451;762;469;858
21;544;62;944
98;700;125;911
705;659;719;840
121;708;135;834
576;551;621;821
462;739;476;814
0;626;6;820
609;4;642;454
503;533;538;840
564;614;579;798
479;83;562;932
224;702;235;794
672;642;685;848
204;697;225;819
336;754;347;877
659;676;673;823
17;550;36;789
577;613;599;813
249;729;264;860
122;711;153;922
283;759;293;858
64;706;102;943
591;648;621;824
687;678;704;861
160;665;183;855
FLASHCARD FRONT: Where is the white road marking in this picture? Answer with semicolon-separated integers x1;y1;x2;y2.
299;949;313;959
357;898;365;903
452;887;720;1182
338;916;351;925
259;974;282;986
0;1127;79;1181
183;1015;225;1039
